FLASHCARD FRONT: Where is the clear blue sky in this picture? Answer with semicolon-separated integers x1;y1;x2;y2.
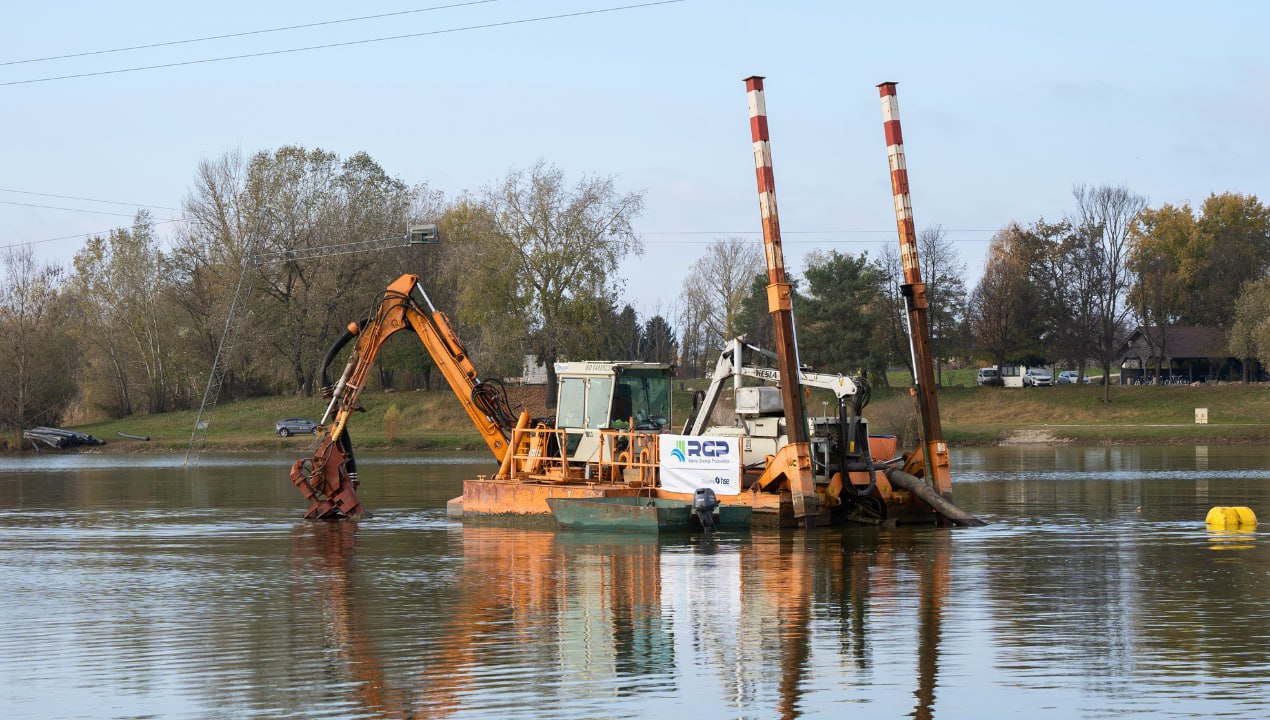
2;0;1266;318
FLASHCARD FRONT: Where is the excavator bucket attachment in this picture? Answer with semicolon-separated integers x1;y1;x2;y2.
290;441;363;520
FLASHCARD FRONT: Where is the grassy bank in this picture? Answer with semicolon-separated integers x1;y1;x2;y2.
51;381;1270;454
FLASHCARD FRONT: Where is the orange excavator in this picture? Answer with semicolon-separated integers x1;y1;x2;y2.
290;273;521;520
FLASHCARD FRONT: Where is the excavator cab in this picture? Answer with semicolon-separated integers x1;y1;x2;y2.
553;362;673;463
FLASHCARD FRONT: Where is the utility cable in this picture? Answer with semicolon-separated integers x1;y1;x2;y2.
0;1;687;87
0;0;501;67
0;217;186;250
0;199;157;218
0;187;180;211
0;190;179;213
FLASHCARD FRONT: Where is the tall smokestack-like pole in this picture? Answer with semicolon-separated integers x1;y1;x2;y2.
744;75;817;526
878;81;952;498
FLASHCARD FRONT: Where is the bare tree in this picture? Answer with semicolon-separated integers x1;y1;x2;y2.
918;225;968;385
878;245;909;385
1073;184;1147;400
680;237;764;349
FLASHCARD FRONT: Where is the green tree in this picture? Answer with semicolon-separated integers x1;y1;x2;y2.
798;250;887;377
1229;277;1270;381
641;315;678;365
1183;193;1270;326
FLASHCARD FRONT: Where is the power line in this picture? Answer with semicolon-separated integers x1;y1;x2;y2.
0;1;687;87
0;217;186;250
0;199;153;218
0;187;180;211
0;0;501;67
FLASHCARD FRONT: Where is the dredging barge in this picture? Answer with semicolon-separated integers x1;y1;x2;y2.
290;79;982;529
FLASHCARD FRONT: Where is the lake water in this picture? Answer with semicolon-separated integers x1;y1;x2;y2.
0;446;1267;719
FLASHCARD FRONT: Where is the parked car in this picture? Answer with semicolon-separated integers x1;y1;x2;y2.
1057;370;1092;385
1023;368;1053;387
275;417;319;437
976;367;1000;386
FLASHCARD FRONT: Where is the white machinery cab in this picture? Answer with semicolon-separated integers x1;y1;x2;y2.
554;361;675;463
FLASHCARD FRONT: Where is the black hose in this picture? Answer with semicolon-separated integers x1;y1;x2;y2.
472;378;518;432
320;316;368;390
886;468;987;527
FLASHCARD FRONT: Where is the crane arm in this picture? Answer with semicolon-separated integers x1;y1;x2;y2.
291;274;514;520
685;337;857;435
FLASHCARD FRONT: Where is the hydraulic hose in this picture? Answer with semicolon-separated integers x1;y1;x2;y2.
886;468;987;527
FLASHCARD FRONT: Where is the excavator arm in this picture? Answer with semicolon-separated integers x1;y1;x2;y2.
290;274;518;520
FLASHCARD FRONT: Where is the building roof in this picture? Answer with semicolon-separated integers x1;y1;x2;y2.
1120;326;1230;360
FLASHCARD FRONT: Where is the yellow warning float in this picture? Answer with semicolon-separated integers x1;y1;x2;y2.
1205;506;1258;528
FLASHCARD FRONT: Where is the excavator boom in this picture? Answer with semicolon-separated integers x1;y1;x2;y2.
290;274;516;520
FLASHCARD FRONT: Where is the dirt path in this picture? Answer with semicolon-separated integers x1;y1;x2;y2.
999;427;1070;445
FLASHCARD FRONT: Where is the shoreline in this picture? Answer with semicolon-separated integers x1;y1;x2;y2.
13;429;1268;456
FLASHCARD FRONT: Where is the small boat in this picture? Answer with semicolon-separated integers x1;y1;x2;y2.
547;496;751;532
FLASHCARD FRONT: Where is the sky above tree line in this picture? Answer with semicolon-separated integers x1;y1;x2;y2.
2;0;1266;318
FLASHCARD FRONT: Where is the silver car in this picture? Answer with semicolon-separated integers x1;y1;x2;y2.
275;417;319;437
1024;368;1053;387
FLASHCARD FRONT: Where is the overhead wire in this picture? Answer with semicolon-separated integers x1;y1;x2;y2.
0;0;502;67
0;1;687;87
0;188;180;211
0;217;187;250
0;199;161;218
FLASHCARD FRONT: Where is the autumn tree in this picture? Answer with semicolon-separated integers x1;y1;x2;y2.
967;225;1039;368
71;212;177;414
1127;203;1193;378
174;146;425;398
472;161;644;404
0;247;78;441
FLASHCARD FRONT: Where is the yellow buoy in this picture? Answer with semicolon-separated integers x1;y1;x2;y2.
1205;506;1258;528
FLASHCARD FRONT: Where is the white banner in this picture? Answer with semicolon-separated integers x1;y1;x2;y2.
658;434;741;496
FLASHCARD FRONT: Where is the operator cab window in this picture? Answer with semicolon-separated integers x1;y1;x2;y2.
557;378;585;428
615;370;671;431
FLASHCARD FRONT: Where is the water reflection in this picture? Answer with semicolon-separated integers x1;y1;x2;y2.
3;447;1269;719
288;521;957;720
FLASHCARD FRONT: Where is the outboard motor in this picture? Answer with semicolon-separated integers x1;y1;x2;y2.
693;488;720;531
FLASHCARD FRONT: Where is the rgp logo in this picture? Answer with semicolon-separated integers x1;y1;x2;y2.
671;439;732;462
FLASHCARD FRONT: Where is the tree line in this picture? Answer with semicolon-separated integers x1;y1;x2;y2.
2;142;1267;441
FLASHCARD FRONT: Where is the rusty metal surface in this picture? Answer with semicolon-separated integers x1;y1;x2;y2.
743;75;818;525
877;82;953;498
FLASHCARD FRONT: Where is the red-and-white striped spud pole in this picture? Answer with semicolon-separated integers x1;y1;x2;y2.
744;75;817;525
878;81;952;498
